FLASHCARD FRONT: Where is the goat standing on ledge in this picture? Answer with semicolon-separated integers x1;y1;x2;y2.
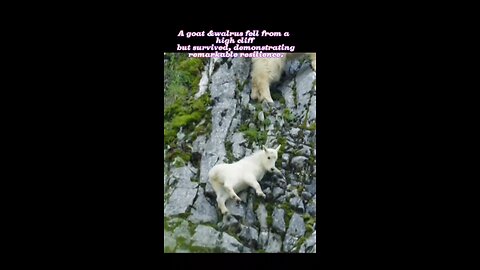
208;145;285;215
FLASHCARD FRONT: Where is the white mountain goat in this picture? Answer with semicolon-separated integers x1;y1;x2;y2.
251;53;316;103
208;145;285;215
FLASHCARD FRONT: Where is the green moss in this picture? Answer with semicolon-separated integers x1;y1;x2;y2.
294;235;308;252
243;128;267;146
253;200;260;213
236;79;246;92
304;214;316;234
282;109;294;122
266;215;273;228
308;155;315;166
277;137;287;150
238;124;249;132
166;148;192;164
188;221;196;235
280;202;294;225
264;118;271;127
265;203;275;228
177;58;204;81
270;91;283;102
175;237;190;251
164;217;184;231
173;158;186;168
307;122;316;131
171;112;202;129
225;141;234;162
190;245;218;253
275;137;287;167
164;54;212;164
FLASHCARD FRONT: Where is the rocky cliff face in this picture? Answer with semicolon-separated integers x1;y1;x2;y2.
164;54;316;253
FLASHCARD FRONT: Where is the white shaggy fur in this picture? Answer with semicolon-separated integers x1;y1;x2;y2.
208;145;284;215
251;53;316;103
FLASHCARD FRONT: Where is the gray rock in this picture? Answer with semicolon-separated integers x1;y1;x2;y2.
231;57;251;82
164;187;197;217
225;198;246;219
188;188;218;224
258;111;265;122
258;229;269;249
168;165;198;189
173;220;191;245
285;58;302;74
194;70;209;99
287;213;306;237
295;62;316;115
191;225;220;250
176;130;185;141
220;232;243;253
276;195;287;203
230;132;246;159
305;231;316;252
164;231;176;252
265;231;282;253
285;138;296;148
240;86;251;107
192;135;207;153
283;233;299;252
301;191;312;201
243;196;258;227
289;180;300;188
290;128;300;138
297;145;312;156
306;198;316;217
164;174;168;193
255;203;268;230
221;214;241;234
272;186;285;199
242;247;253;253
280;80;296;112
200;148;222;184
239;225;259;248
205;182;216;198
289;196;305;213
308;95;316;123
239;191;248;202
305;181;316;195
228;116;241;136
291;156;308;170
272;208;286;234
299;231;317;253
